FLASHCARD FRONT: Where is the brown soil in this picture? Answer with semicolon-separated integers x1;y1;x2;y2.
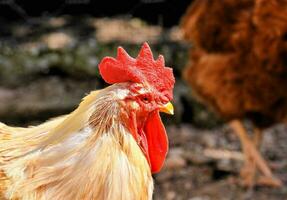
154;124;287;200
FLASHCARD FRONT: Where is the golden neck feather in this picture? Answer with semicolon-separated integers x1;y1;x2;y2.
1;85;153;200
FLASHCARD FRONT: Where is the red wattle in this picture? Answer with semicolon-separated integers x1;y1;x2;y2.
144;111;168;173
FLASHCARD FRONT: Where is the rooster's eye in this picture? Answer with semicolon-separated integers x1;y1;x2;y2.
140;95;151;104
142;97;149;103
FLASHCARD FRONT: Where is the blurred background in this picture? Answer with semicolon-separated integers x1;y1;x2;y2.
0;0;286;199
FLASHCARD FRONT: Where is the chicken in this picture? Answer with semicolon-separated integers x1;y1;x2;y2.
181;0;287;187
0;42;175;200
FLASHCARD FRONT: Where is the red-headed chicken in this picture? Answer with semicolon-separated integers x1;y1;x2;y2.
181;0;287;187
0;42;175;200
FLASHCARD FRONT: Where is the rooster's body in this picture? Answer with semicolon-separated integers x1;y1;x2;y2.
0;43;175;199
0;87;152;200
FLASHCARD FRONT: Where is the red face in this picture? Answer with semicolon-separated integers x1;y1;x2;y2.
118;83;174;173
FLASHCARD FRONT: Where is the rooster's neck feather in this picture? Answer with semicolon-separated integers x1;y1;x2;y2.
0;85;153;200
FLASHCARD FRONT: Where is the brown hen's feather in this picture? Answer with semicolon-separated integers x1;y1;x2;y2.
182;0;287;127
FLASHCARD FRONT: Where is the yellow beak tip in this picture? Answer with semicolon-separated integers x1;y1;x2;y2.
159;102;174;115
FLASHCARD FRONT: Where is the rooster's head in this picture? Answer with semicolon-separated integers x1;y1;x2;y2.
98;42;175;173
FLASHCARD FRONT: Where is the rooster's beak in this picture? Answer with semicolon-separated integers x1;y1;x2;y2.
159;102;174;115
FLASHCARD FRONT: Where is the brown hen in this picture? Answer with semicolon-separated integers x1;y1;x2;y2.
181;0;287;187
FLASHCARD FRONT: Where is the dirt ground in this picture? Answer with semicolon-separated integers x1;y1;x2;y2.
153;123;287;200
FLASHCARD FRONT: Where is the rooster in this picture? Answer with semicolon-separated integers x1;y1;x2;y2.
0;42;175;200
181;0;287;187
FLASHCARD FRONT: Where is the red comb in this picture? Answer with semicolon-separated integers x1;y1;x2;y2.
98;42;175;100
